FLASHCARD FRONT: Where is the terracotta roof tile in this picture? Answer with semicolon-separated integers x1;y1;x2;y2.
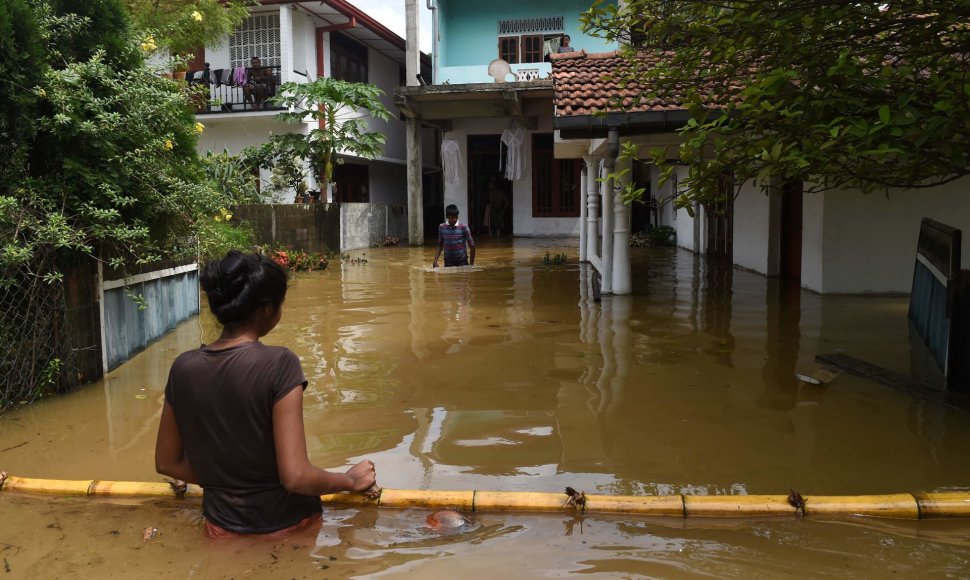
551;49;687;117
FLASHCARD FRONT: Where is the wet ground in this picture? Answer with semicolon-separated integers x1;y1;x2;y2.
2;239;970;578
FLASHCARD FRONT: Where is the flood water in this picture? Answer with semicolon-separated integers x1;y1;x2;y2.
2;239;970;578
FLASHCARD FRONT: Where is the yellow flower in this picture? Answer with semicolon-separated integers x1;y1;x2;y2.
194;122;205;134
140;35;157;52
164;139;174;150
219;208;233;221
36;88;47;98
191;11;203;22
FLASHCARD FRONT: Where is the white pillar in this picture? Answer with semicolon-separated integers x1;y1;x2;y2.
579;161;588;262
600;161;614;295
612;157;633;294
279;6;294;85
585;157;601;262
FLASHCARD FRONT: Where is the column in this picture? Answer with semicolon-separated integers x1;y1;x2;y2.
406;118;423;245
405;0;423;244
600;161;614;295
279;6;294;85
612;157;633;294
579;161;588;262
585;157;601;262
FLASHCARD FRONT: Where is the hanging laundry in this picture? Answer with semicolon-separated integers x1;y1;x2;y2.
441;138;464;186
232;67;247;86
500;126;525;181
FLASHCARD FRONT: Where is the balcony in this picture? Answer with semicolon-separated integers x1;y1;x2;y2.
437;62;552;86
190;65;285;115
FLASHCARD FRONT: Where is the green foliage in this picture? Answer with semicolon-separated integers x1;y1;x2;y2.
123;0;255;57
265;246;329;272
542;252;569;266
203;149;263;205
649;226;676;247
244;78;392;196
0;0;257;277
582;1;970;205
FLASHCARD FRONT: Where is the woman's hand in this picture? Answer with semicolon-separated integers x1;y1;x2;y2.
345;460;377;492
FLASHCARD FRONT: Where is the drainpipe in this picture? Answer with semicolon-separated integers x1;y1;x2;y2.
600;127;620;294
426;0;438;83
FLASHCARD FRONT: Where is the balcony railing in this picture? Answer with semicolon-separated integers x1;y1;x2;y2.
189;65;285;114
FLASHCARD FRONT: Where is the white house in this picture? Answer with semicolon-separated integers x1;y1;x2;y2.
190;0;437;206
551;50;970;295
396;0;619;242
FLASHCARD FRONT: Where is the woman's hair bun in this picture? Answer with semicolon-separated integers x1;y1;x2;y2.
200;250;288;326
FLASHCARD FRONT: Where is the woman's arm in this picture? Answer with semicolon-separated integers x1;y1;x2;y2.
155;402;200;484
273;387;376;496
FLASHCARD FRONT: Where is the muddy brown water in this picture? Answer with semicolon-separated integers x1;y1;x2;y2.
2;240;970;578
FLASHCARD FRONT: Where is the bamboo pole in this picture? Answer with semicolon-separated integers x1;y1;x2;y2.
3;473;970;520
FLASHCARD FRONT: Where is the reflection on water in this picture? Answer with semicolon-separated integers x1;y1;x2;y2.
2;239;970;577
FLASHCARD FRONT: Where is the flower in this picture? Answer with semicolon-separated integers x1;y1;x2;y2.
194;122;205;134
140;35;157;52
191;11;203;22
164;139;174;150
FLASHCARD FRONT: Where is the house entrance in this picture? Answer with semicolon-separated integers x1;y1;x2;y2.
779;180;803;281
705;174;734;259
467;135;513;237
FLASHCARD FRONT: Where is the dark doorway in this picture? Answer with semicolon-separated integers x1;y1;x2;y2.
467;135;513;237
705;174;734;260
779;180;803;281
333;163;369;203
630;161;653;234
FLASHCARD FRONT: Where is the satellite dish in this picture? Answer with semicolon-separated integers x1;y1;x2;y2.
487;59;513;83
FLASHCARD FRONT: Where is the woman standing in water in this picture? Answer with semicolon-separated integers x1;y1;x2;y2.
155;250;376;536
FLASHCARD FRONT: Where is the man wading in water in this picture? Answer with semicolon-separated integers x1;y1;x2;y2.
433;204;476;268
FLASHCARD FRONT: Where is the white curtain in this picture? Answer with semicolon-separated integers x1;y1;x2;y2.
441;138;464;185
500;126;526;181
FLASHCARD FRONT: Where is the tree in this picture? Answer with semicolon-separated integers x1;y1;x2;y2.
123;0;254;57
581;1;970;205
244;78;392;200
1;0;254;277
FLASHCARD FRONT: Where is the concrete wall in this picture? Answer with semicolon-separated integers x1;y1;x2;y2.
732;181;772;274
103;270;200;371
340;203;409;251
801;191;825;293
813;179;970;294
443;116;581;237
369;162;408;206
438;0;617;73
233;203;341;254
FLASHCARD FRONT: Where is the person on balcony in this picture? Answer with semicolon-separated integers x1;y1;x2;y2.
243;56;274;109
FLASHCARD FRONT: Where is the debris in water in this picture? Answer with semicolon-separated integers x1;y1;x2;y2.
425;509;469;530
788;489;806;517
362;484;382;501
167;478;187;499
563;487;586;511
143;526;159;542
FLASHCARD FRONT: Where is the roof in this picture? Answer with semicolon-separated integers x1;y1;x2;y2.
550;49;687;117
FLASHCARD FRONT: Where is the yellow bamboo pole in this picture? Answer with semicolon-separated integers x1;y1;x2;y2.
3;473;970;520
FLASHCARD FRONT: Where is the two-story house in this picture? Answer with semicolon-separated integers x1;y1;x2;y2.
190;0;436;206
396;0;618;239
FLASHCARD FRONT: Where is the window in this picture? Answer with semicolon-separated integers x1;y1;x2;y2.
496;16;564;64
334;163;369;203
532;134;582;217
521;35;543;63
330;31;368;83
499;36;519;64
229;14;281;69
